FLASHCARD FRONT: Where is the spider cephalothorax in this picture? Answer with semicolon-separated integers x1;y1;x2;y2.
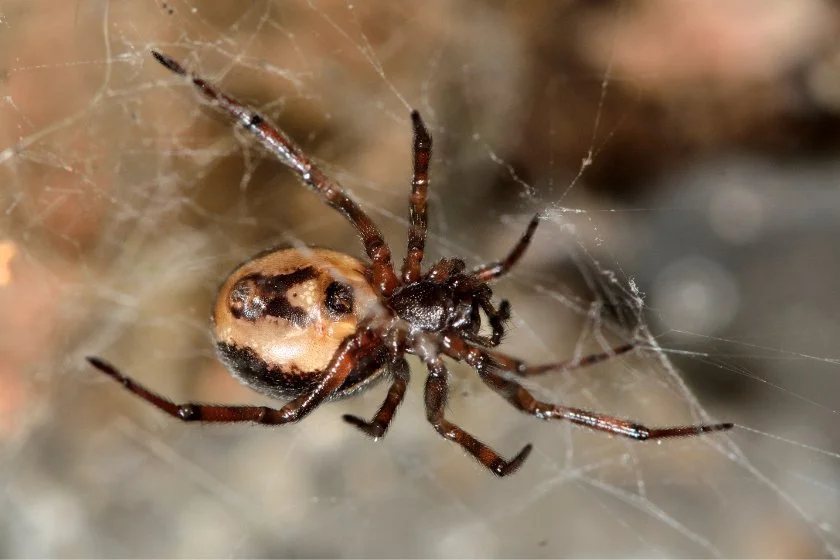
388;259;500;335
87;51;732;477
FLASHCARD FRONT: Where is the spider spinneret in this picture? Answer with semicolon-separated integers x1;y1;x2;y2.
86;51;733;477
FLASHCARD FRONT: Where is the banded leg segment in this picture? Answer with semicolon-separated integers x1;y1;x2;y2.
441;332;636;377
151;51;399;295
479;298;511;347
424;357;532;477
478;368;733;440
402;111;432;284
439;333;733;440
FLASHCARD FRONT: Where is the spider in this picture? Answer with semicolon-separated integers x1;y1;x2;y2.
86;51;733;477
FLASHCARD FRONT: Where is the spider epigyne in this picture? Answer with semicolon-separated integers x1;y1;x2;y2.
87;51;733;477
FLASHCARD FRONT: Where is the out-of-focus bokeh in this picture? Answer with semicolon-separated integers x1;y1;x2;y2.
2;0;840;556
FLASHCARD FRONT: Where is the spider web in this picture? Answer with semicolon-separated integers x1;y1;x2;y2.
2;0;840;556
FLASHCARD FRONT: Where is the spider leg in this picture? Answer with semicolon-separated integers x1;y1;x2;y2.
478;367;733;440
151;51;399;295
442;331;636;377
424;357;532;477
402;111;432;284
440;334;732;439
343;358;410;438
473;213;540;283
86;328;379;425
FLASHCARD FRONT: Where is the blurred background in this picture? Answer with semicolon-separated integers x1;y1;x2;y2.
2;0;840;556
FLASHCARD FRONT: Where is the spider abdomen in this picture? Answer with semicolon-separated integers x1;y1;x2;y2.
212;247;382;398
